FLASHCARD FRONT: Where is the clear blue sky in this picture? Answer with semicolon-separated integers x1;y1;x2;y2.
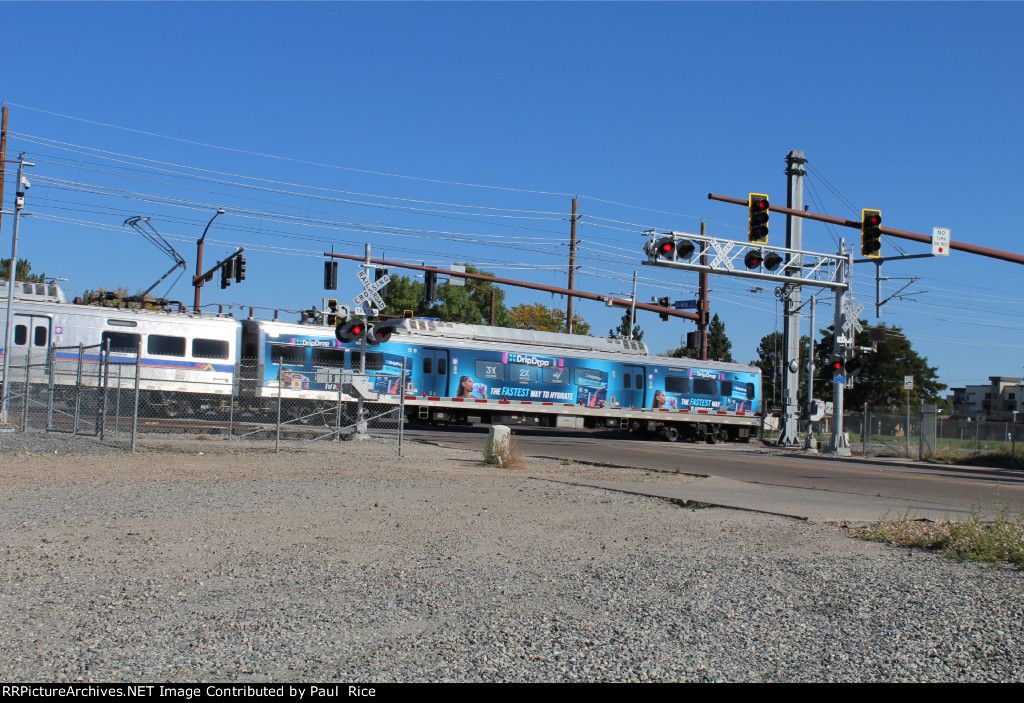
2;1;1022;396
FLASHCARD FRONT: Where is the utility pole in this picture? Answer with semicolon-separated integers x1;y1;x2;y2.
699;221;709;360
566;197;578;333
778;150;806;446
0;107;7;239
1;156;34;424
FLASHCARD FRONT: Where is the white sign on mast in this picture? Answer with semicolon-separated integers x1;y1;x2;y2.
932;227;951;256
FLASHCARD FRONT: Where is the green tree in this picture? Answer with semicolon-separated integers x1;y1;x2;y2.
508;302;591;335
754;331;811;407
816;322;945;409
665;313;733;361
609;310;643;342
0;258;45;282
379;264;511;326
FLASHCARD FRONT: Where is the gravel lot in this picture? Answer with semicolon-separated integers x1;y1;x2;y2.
0;431;1021;682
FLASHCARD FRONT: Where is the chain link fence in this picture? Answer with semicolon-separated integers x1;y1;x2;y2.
766;403;1023;464
1;346;405;456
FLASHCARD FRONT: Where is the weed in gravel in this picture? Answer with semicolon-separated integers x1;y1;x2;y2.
483;433;526;469
860;491;1024;568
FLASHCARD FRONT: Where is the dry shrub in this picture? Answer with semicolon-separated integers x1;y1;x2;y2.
483;433;526;469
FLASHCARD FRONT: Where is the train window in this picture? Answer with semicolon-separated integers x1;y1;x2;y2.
101;331;140;354
624;373;632;389
437;358;448;376
311;348;346;367
720;381;732;397
665;376;690;394
542;367;568;384
475;361;503;380
271;344;306;365
192;338;229;359
34;326;48;347
423;357;432;374
351;351;383;371
693;378;717;396
635;373;643;389
510;363;539;383
148;335;186;357
107;319;138;327
14;325;27;346
744;382;755;399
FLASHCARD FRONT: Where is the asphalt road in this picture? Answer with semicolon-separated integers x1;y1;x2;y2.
405;424;1024;516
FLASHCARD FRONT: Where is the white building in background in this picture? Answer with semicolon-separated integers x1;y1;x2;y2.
951;377;1023;421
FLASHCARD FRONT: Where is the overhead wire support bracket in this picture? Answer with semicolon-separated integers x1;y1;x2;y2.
124;216;188;297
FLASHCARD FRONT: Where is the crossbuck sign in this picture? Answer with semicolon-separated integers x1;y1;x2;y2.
354;268;390;313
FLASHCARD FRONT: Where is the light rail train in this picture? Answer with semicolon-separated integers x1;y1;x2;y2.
1;282;762;442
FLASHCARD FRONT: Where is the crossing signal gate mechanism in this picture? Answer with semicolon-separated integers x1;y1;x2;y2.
748;193;769;243
861;209;882;258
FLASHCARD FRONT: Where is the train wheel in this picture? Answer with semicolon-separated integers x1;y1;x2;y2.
164;396;196;419
663;425;680;442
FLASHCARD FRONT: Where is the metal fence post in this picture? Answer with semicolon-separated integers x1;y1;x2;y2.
335;370;343;441
46;343;56;432
73;344;84;435
114;363;122;437
131;344;141;453
276;366;283;452
21;341;32;430
398;357;406;457
99;339;110;441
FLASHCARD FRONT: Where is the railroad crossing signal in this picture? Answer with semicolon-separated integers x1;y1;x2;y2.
335;318;367;343
367;321;397;346
355;267;390;312
861;209;882;258
828;355;845;375
748;193;769;243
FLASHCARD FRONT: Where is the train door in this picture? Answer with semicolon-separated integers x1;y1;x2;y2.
623;364;646;408
421;347;450;396
9;313;51;361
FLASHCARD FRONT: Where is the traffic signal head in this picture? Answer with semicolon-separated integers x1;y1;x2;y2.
748;193;770;243
366;321;397;346
324;261;338;290
335;318;367;343
234;255;247;282
219;257;234;289
425;271;438;303
658;296;670;321
326;298;339;326
861;209;882;258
